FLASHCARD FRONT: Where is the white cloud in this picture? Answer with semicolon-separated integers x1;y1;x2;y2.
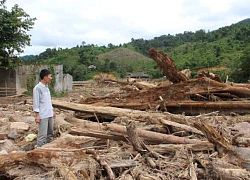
5;0;250;55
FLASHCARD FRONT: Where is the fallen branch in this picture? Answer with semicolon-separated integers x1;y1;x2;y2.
194;121;250;170
86;149;116;180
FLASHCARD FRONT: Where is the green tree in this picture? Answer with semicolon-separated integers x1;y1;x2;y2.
232;45;250;82
0;0;36;68
73;64;87;81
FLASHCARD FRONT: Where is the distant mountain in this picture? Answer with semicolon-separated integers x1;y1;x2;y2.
20;18;250;82
237;18;250;24
19;55;35;59
97;47;152;62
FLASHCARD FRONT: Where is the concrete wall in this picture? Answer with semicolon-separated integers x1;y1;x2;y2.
16;65;38;94
63;74;73;91
15;64;72;94
53;65;63;93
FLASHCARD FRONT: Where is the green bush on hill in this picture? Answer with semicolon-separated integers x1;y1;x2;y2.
20;19;250;82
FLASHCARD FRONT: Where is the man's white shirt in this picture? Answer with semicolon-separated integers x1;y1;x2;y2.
33;82;53;119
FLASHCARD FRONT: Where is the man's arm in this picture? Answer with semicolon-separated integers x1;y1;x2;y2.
33;87;40;123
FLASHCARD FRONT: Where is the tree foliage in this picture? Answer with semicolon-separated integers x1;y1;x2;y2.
231;44;250;82
20;18;250;82
129;19;250;82
0;0;36;68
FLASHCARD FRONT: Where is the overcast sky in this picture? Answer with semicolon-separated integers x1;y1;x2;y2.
6;0;250;55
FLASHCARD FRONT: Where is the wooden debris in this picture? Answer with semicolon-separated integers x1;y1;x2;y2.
53;100;203;135
212;159;250;179
126;121;147;153
198;70;222;82
148;48;188;83
57;166;78;180
79;77;250;114
148;143;214;153
194;121;250;170
2;62;250;179
69;125;206;145
54;114;74;134
0;148;87;172
86;149;116;180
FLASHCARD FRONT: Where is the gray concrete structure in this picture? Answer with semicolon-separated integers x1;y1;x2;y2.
63;74;73;91
0;64;72;96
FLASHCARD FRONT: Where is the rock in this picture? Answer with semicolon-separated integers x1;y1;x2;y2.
9;112;20;122
25;134;37;142
10;122;30;131
24;111;32;116
0;133;6;140
0;150;8;154
3;110;12;117
7;129;18;139
22;116;35;123
0;117;9;124
0;139;17;152
232;122;250;137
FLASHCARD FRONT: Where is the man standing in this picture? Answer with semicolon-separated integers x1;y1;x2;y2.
33;69;55;147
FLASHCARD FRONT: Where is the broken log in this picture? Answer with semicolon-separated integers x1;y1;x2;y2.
42;133;98;149
79;77;250;114
126;121;147;153
65;116;213;148
0;148;88;172
185;77;250;98
53;100;202;135
69;123;209;145
165;101;250;115
54;114;74;134
148;143;214;153
212;159;250;179
64;113;205;145
106;123;203;144
133;81;157;90
64;113;102;130
69;127;127;142
194;121;250;170
86;149;115;180
0;151;27;171
198;70;222;82
64;111;195;134
148;48;188;83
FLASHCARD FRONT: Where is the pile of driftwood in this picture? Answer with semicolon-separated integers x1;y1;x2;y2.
1;99;249;179
81;48;250;115
1;49;250;179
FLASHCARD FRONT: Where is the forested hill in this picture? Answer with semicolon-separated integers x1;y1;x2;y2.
127;18;250;82
21;18;250;82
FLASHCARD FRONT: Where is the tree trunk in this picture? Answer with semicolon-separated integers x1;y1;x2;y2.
148;48;188;83
194;121;250;170
53;100;202;135
69;123;209;145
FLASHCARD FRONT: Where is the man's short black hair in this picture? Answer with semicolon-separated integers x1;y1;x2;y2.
40;69;51;80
